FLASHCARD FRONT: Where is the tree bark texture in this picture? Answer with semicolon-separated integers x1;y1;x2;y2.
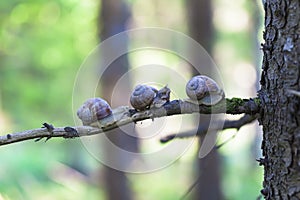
259;0;300;199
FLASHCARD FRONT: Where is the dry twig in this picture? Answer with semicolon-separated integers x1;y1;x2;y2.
160;114;258;143
0;98;259;146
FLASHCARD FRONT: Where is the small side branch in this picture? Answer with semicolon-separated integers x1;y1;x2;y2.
0;97;260;146
0;126;102;146
160;114;258;143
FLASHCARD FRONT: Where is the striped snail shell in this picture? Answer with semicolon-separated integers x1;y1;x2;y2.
77;98;112;125
186;75;224;105
130;84;157;110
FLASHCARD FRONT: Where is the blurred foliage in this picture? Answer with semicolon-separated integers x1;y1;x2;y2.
0;0;98;129
0;0;263;199
0;0;101;199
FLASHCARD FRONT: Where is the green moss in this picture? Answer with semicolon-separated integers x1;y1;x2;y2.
230;98;244;105
224;98;243;112
253;97;261;105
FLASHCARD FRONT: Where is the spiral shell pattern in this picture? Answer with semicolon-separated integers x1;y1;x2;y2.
186;75;224;105
77;98;112;125
130;84;157;110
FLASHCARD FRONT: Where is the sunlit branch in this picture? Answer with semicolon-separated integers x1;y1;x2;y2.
0;98;260;146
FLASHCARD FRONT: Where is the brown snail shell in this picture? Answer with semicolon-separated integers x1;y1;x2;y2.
77;98;112;125
186;75;224;105
130;84;157;110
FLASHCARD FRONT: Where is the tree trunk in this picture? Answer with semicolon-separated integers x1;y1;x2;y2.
99;1;137;199
259;0;300;199
186;0;223;199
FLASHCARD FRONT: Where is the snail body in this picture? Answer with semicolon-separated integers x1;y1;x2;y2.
130;84;157;110
77;98;112;126
186;75;224;105
152;85;171;108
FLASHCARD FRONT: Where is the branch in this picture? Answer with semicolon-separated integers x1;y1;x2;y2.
0;98;260;146
160;114;258;143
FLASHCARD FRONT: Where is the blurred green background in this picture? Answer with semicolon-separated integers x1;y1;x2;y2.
0;0;263;199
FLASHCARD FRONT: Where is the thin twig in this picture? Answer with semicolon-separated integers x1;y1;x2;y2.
179;175;201;200
177;114;258;200
160;114;258;143
215;134;237;149
0;98;260;146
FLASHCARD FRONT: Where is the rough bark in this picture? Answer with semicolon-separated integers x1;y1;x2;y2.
259;0;300;199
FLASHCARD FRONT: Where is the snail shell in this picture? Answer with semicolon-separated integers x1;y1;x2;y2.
130;84;157;110
77;98;112;125
186;75;224;105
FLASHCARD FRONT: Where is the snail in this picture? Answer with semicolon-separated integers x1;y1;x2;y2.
130;84;157;110
77;98;112;126
152;85;171;108
130;84;171;110
186;75;224;105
